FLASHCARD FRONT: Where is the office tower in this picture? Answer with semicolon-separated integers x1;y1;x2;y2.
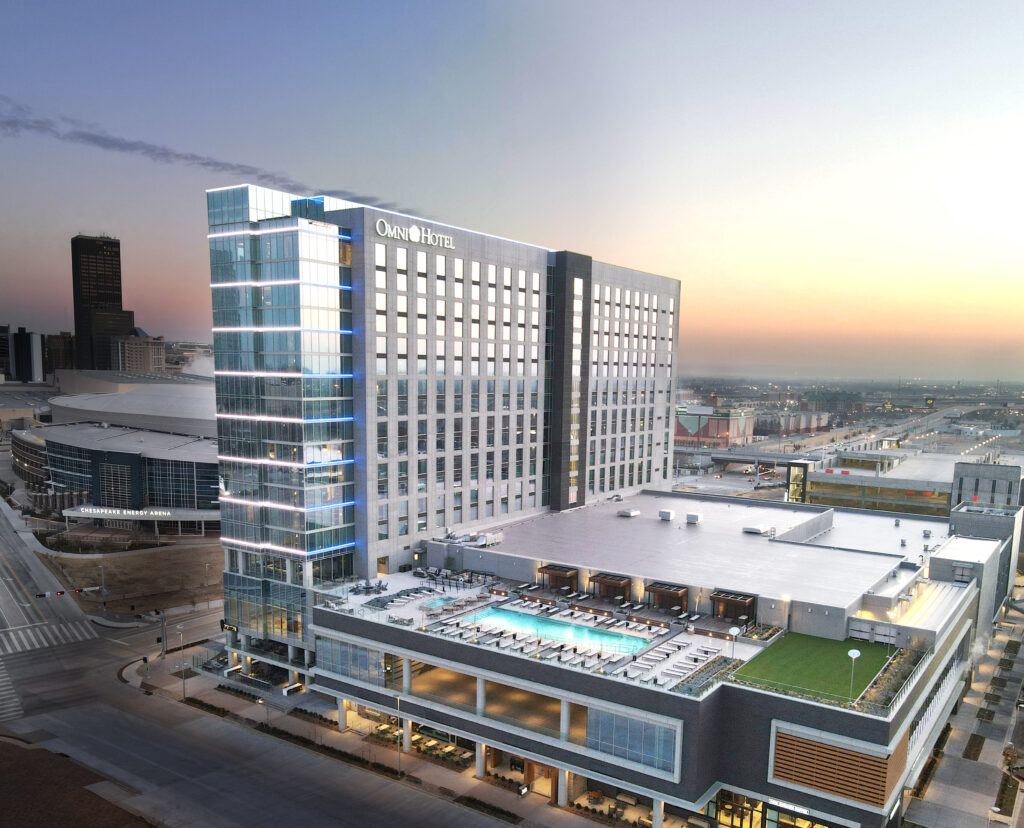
10;327;44;383
209;183;677;665
0;324;10;379
71;234;135;369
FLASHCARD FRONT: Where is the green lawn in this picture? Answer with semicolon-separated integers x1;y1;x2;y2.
733;633;890;701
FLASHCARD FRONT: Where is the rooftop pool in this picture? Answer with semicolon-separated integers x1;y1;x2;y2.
465;606;648;654
424;596;457;609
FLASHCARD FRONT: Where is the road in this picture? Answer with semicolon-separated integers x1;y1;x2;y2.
0;506;503;827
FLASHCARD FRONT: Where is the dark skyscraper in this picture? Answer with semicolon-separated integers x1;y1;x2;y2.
71;234;134;370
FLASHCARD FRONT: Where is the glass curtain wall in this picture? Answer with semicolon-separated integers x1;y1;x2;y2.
209;186;356;648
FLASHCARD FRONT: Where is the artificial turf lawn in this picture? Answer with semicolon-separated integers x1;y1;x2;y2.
733;633;890;700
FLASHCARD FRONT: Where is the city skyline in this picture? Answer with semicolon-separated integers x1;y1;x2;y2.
1;1;1021;381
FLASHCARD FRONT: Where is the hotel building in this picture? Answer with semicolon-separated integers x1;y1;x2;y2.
223;487;1015;828
205;186;1020;828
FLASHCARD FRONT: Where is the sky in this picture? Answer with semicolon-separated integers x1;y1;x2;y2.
1;1;1021;380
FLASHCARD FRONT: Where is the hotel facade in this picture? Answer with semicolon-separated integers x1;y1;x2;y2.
207;186;1018;828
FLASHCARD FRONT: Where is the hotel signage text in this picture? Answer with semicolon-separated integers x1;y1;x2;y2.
375;218;454;249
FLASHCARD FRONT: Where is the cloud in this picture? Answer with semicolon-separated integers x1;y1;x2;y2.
0;95;412;212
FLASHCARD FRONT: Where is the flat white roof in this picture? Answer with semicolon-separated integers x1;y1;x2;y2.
931;536;1002;564
472;493;913;608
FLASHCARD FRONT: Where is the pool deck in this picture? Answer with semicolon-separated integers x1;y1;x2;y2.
316;572;763;694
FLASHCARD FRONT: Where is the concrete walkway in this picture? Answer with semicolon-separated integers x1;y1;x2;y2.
906;602;1024;828
124;645;611;828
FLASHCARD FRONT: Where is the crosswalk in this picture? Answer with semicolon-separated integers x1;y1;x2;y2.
0;620;97;655
0;658;22;722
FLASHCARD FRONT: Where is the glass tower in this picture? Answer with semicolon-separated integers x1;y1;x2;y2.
209;186;360;663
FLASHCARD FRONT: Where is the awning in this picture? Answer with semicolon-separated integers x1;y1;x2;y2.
646;582;688;597
538;564;579;577
590;572;631;587
710;589;755;603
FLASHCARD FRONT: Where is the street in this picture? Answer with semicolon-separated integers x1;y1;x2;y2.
0;505;504;827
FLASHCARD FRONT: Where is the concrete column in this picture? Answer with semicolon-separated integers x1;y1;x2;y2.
557;768;568;807
304;648;313;667
559;698;570;740
652;798;664;828
475;742;486;778
302;560;314;589
403;718;412;752
288;644;298;663
403;658;412;693
243;656;252;676
240;633;251;650
476;677;486;716
337;698;349;730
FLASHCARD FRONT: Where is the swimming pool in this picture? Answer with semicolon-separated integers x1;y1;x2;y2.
424;596;457;609
465;606;648;654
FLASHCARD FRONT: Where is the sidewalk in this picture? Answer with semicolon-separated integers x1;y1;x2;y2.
122;645;601;828
906;609;1024;828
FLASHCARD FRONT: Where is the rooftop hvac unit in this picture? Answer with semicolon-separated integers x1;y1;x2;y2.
894;518;901;527
900;539;907;547
659;509;675;522
923;529;932;538
743;525;771;535
685;512;702;525
617;509;641;518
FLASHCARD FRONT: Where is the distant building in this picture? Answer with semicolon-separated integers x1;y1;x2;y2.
791;446;1024;518
71;234;135;370
754;410;830;436
0;324;10;380
44;331;75;373
10;327;44;383
952;461;1023;509
674;406;754;448
110;328;165;371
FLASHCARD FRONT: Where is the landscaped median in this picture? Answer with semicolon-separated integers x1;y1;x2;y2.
731;632;891;704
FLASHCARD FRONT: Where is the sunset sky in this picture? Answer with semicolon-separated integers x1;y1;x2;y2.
1;1;1021;380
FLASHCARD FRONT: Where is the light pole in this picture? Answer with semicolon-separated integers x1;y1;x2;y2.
848;648;861;702
729;626;741;660
98;564;106;611
257;698;269;727
176;624;186;701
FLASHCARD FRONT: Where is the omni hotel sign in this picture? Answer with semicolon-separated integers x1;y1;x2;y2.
375;218;455;249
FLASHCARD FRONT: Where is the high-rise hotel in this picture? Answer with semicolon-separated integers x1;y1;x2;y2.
208;184;677;654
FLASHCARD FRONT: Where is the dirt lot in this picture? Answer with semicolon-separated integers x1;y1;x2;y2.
0;735;152;827
38;540;224;614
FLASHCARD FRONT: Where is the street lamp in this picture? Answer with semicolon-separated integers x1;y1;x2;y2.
257;698;269;726
176;624;186;701
848;649;861;702
98;564;107;611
